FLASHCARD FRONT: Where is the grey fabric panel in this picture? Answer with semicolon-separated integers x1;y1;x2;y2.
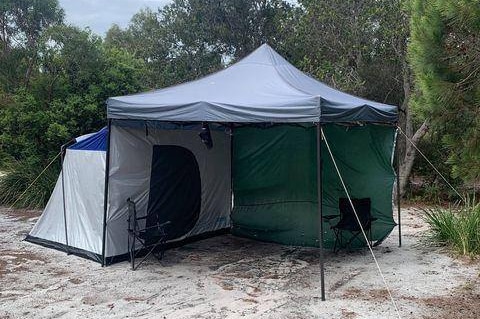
107;44;397;123
28;150;105;255
28;171;67;245
106;124;231;257
63;150;105;255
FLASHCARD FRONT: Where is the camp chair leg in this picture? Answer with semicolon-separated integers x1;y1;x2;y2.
331;198;375;252
129;237;168;270
346;231;362;250
131;241;164;271
127;199;170;270
333;228;374;252
130;236;136;271
343;229;374;251
128;236;131;270
333;228;342;253
152;244;166;262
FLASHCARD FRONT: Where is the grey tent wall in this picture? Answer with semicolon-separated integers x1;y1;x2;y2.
103;120;232;261
101;119;112;267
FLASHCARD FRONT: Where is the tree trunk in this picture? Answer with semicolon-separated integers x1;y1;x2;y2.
397;119;429;198
394;58;430;200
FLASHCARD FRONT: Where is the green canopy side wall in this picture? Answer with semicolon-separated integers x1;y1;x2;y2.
231;124;397;248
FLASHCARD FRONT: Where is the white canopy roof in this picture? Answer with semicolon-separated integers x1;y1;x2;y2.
107;44;397;123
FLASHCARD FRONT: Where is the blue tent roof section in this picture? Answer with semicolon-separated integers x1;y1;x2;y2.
69;127;108;151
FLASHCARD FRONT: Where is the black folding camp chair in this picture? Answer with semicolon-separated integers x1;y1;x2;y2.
327;198;376;253
127;198;170;270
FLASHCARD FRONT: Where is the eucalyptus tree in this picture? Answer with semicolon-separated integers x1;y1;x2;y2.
0;0;64;90
105;0;299;88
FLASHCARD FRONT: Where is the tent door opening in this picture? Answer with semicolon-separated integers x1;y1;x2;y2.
146;145;201;244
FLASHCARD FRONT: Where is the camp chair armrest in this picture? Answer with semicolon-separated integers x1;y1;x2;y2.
158;221;171;227
143;224;168;231
323;215;339;220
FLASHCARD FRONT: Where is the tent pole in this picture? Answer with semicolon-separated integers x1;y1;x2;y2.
101;119;112;267
230;125;234;218
60;143;70;255
396;129;402;247
317;124;326;301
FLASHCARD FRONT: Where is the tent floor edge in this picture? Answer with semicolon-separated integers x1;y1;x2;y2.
25;228;232;267
164;227;231;250
24;235;102;263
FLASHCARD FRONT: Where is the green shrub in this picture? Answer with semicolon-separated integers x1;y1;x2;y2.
423;197;480;256
0;158;59;209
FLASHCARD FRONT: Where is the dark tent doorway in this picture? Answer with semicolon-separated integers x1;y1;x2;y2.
146;145;201;243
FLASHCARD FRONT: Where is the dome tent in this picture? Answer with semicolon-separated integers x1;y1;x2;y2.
27;128;108;261
27;45;399;289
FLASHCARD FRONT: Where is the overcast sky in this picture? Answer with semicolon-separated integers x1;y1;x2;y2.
59;0;172;36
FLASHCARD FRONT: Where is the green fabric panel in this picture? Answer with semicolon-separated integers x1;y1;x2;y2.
321;124;397;247
231;124;396;249
232;125;319;246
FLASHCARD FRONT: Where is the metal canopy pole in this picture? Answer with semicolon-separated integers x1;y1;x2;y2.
317;124;326;301
396;128;402;247
101;119;112;267
230;125;234;218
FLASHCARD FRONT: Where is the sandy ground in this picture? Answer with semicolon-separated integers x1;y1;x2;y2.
0;206;479;319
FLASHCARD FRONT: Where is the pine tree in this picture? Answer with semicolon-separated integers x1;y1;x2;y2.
409;0;480;183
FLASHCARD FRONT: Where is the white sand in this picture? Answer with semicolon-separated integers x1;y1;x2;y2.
0;206;478;319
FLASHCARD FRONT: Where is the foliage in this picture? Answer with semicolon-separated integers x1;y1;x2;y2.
105;0;299;89
105;0;409;105
295;0;408;106
405;132;465;203
0;0;479;208
423;196;480;256
0;0;64;91
1;25;147;161
105;6;223;89
409;0;480;182
0;1;146;208
0;157;60;209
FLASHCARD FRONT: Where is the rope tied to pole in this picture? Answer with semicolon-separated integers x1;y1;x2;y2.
321;127;402;319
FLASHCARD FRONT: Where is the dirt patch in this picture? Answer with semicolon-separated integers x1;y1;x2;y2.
341;309;358;319
1;250;47;263
2;208;41;222
123;296;147;302
68;278;83;284
49;268;71;277
0;249;47;278
0;259;7;279
241;298;259;304
342;287;390;301
214;257;307;280
330;270;361;292
421;279;480;319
